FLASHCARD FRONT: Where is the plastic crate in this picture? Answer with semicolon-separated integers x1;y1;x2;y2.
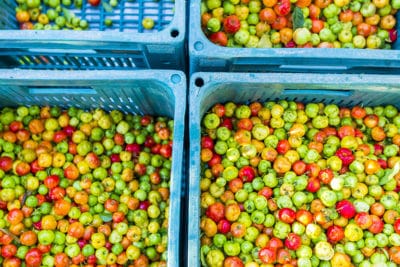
189;0;400;74
188;71;400;267
0;69;186;267
0;0;185;70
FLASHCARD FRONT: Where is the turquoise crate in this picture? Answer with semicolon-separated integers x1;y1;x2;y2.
0;69;186;267
0;0;185;70
188;72;400;267
189;0;400;73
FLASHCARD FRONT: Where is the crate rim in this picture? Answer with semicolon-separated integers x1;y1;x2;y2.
0;69;186;267
188;71;400;267
189;72;400;99
0;69;185;84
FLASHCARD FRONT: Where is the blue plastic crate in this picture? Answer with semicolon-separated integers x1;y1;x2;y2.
188;72;400;267
189;0;400;73
0;0;185;70
0;69;186;267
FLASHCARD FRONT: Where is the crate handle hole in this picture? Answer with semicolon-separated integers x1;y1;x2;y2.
194;78;204;87
170;29;179;38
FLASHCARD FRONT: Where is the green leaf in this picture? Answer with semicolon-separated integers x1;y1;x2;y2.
257;33;273;48
102;2;114;12
100;213;113;222
62;8;75;23
380;161;400;185
380;169;391;186
21;191;32;206
0;229;20;244
200;245;210;267
293;7;305;30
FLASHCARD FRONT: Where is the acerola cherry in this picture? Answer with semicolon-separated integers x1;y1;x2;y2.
201;136;214;149
285;233;301;250
335;148;355;166
206;202;225;223
336;200;356;219
217;219;231;234
223;15;241;34
306;177;320;193
394;218;400;234
209;32;228;46
327;225;344;243
238;166;256;182
278;208;296;224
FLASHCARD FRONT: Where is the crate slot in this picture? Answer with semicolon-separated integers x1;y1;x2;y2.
28;87;97;95
282;89;353;97
279;65;349;71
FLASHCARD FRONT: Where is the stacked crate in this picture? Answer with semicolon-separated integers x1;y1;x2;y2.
188;0;400;266
0;0;186;70
0;0;186;266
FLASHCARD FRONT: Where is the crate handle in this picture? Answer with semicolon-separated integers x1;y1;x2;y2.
28;87;97;95
282;89;353;97
279;65;349;71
